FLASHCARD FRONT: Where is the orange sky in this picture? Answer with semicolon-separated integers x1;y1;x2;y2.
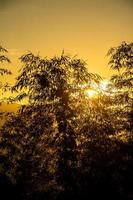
0;0;133;85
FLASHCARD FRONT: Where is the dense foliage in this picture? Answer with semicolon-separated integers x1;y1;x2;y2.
108;42;133;131
0;42;132;200
0;45;11;120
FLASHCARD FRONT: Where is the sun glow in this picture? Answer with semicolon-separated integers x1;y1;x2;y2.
85;89;97;98
85;80;109;98
100;80;109;91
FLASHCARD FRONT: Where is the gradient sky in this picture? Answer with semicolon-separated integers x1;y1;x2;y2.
0;0;133;84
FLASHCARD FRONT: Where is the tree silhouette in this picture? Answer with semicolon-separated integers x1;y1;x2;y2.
108;41;133;132
0;45;11;121
0;43;132;200
1;52;101;198
0;45;11;87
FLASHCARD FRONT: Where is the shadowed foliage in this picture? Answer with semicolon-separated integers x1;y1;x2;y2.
0;42;133;200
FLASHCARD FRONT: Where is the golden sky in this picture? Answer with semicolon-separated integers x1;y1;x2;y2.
0;0;133;84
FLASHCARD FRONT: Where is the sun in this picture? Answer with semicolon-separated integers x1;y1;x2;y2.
85;89;97;98
84;80;109;98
